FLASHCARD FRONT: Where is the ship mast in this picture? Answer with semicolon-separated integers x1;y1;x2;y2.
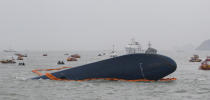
148;41;151;48
112;45;115;53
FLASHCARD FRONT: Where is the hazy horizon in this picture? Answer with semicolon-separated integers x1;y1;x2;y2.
0;0;210;51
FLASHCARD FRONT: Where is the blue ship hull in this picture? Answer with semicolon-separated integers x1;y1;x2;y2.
32;54;177;81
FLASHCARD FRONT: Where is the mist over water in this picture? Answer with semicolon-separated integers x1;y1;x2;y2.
0;0;210;51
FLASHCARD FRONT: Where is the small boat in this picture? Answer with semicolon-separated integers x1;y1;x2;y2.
98;53;106;56
110;51;117;58
67;57;77;61
200;56;210;70
18;62;25;66
64;53;69;55
0;59;16;64
43;54;48;56
98;54;102;56
15;53;27;57
189;55;202;62
71;54;80;58
17;56;23;60
57;61;65;65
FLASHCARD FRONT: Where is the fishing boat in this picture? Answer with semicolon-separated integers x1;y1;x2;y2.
31;39;177;81
189;55;202;62
200;56;210;70
15;53;27;57
17;56;23;60
67;57;77;61
71;54;80;58
43;54;48;56
0;59;16;64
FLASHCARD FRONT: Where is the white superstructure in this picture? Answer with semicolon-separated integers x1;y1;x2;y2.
125;39;144;54
125;39;157;55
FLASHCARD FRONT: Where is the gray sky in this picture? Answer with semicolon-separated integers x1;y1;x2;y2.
0;0;210;51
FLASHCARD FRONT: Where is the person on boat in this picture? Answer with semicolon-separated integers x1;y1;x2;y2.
61;61;64;64
18;62;25;66
57;61;61;64
57;61;65;65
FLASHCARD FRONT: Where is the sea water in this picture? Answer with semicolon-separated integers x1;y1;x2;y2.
0;50;210;100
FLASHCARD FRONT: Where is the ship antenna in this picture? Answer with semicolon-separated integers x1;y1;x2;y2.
112;45;115;52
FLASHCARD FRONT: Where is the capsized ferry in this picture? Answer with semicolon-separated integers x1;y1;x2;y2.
32;39;177;81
